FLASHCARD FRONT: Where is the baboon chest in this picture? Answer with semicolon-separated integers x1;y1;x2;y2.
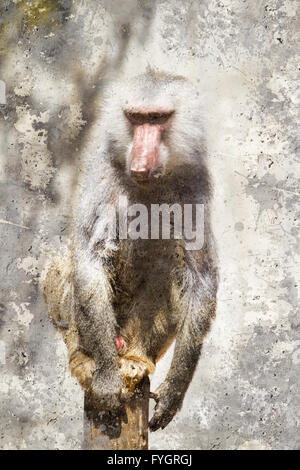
111;240;180;319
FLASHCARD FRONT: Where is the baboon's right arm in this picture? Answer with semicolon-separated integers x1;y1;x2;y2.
41;247;122;410
72;245;123;410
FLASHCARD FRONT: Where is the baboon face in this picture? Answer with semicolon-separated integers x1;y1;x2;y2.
101;73;206;184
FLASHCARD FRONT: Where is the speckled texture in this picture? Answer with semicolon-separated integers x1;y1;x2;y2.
0;0;299;450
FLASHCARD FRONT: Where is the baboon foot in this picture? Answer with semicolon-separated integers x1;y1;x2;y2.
119;357;153;397
69;351;96;390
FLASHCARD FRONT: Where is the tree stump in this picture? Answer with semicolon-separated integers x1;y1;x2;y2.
84;376;150;450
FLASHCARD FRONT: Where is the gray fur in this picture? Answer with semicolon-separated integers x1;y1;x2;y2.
42;72;218;435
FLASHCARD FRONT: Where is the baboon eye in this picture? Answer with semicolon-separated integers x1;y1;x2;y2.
124;110;174;126
148;113;161;121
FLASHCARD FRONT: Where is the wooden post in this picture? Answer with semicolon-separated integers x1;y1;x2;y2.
84;376;150;450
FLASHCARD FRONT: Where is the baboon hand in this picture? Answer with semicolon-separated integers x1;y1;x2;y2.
85;368;127;439
90;368;124;412
149;381;183;432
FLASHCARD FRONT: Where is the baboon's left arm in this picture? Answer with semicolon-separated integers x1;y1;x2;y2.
149;248;217;431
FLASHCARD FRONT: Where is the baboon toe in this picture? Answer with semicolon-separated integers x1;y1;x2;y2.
119;357;150;396
69;352;96;390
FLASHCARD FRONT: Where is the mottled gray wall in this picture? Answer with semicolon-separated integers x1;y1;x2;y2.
0;0;299;450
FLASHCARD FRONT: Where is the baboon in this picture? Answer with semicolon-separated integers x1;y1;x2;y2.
42;72;218;436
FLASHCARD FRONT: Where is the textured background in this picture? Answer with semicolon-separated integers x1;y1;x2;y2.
0;0;299;450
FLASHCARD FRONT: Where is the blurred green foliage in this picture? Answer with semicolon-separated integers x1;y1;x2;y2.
0;0;62;54
17;0;58;29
